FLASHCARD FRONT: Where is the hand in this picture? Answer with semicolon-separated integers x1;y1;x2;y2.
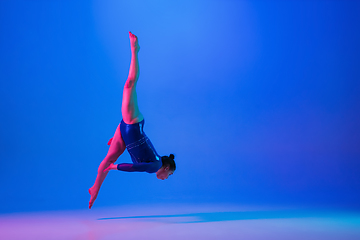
103;163;117;173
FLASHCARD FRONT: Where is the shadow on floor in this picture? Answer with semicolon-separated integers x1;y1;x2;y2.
98;210;335;223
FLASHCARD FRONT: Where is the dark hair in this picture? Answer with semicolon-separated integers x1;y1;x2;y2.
161;154;176;171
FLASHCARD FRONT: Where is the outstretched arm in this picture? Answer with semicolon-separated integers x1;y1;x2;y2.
104;161;160;173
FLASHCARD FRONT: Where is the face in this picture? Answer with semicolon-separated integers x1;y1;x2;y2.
156;166;174;180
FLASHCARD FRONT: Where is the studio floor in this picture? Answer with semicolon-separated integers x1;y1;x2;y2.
1;203;359;240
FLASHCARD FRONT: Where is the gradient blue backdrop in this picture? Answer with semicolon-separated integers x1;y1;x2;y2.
1;0;359;213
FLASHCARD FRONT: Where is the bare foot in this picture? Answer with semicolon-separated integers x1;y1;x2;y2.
88;187;99;209
129;31;140;53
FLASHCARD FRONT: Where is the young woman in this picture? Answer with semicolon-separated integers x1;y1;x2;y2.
88;31;176;209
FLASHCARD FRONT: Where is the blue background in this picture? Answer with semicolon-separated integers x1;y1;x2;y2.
1;0;359;213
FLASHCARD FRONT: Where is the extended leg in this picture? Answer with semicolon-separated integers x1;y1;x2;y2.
89;124;125;209
122;31;144;124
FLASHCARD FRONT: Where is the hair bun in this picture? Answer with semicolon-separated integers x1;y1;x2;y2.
169;154;175;160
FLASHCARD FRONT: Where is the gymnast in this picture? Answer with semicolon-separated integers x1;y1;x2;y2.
88;31;176;209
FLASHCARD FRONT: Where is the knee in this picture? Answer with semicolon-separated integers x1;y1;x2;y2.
108;157;117;164
105;155;118;164
99;155;117;169
98;157;116;172
125;79;136;88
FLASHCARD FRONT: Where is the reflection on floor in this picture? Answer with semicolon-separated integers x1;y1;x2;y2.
1;204;360;240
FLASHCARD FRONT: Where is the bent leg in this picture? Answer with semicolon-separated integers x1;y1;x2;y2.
89;124;125;209
122;32;143;124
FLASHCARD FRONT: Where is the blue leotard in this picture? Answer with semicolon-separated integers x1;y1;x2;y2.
116;119;162;173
